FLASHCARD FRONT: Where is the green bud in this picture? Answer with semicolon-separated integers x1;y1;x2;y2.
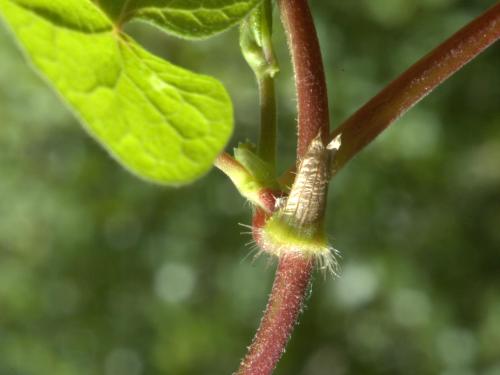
234;144;279;190
239;0;279;79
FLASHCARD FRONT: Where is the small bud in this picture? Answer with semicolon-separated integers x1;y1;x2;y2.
214;145;281;213
239;1;279;79
234;144;277;190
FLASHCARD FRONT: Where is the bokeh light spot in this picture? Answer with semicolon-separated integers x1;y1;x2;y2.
154;262;196;304
334;262;379;309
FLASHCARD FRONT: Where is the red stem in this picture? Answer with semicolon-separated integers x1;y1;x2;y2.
236;0;329;373
236;254;313;375
330;2;500;174
279;0;330;158
235;3;499;374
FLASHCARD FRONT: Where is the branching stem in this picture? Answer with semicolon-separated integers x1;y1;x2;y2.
233;2;500;375
330;2;500;175
278;3;500;185
236;0;329;373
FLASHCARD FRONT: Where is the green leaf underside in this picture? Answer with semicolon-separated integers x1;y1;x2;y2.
0;0;244;184
98;0;262;39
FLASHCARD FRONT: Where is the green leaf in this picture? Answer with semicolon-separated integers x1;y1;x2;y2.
97;0;262;39
0;0;234;185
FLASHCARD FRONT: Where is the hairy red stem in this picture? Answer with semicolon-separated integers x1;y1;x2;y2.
279;0;330;158
237;0;330;373
330;3;500;174
236;3;499;374
236;254;313;375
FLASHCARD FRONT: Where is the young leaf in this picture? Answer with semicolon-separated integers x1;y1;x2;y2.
98;0;262;39
0;0;234;185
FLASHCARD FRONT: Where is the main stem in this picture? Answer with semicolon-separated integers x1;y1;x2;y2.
236;254;313;375
234;4;499;373
280;0;330;157
278;3;499;185
236;0;330;373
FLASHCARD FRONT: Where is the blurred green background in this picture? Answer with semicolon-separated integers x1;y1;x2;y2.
1;1;499;374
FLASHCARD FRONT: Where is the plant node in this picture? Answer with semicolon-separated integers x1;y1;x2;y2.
256;133;342;275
